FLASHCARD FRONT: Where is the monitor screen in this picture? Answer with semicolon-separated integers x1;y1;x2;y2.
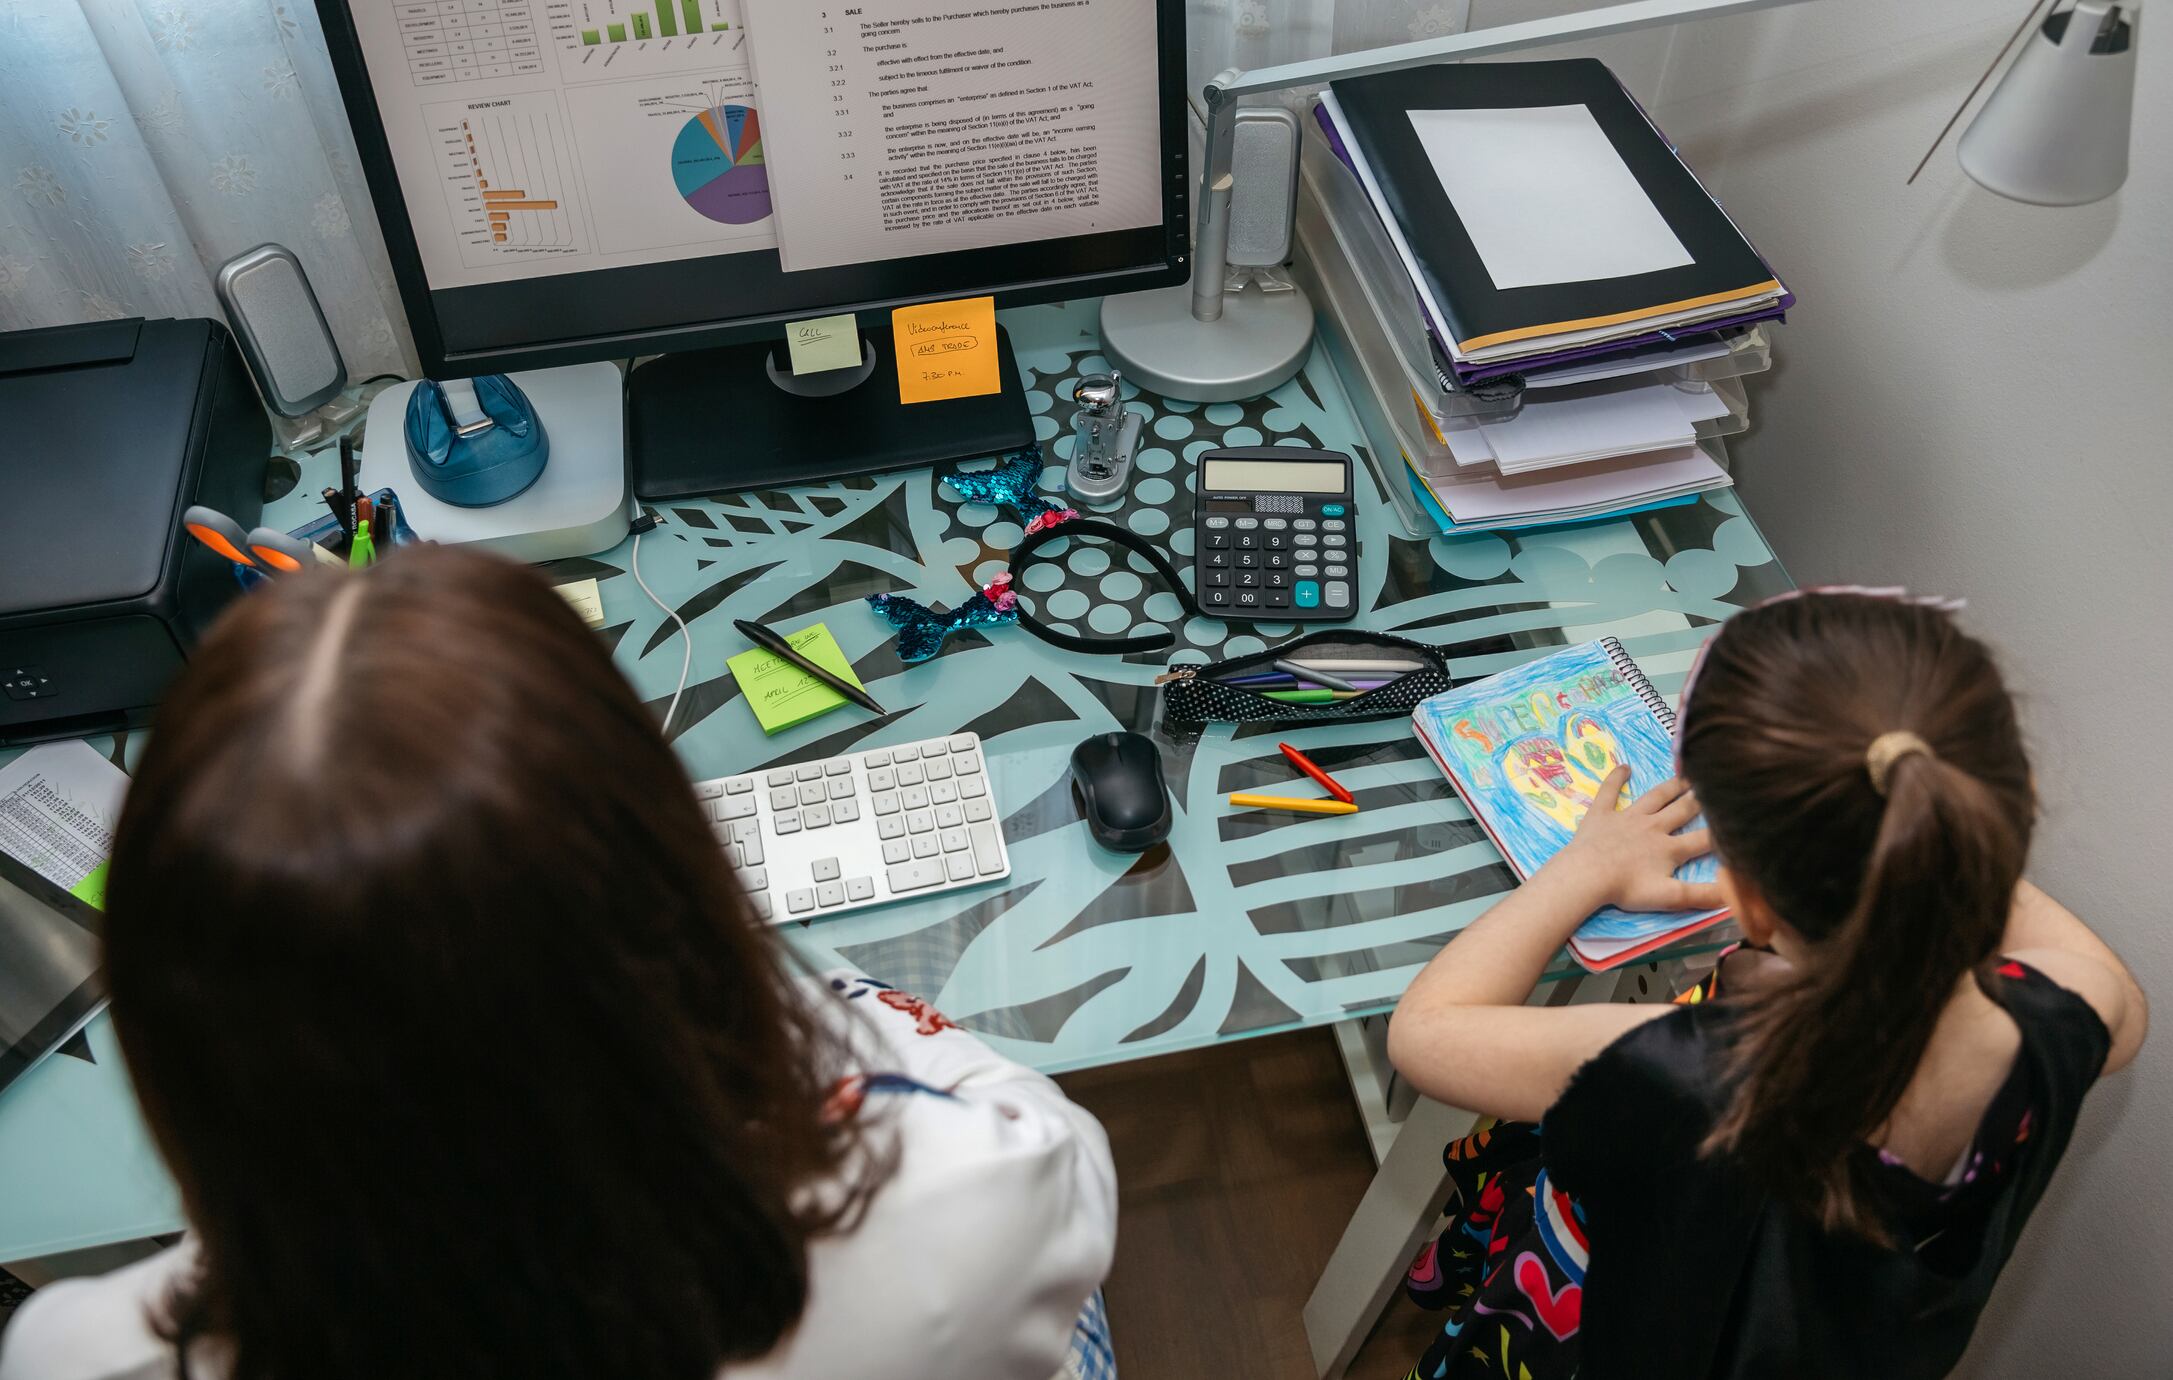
317;0;1188;373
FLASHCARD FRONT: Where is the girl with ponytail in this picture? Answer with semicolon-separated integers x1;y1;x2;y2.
1388;591;2147;1380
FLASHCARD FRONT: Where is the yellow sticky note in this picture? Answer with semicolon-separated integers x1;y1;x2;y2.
787;313;863;375
892;295;1000;404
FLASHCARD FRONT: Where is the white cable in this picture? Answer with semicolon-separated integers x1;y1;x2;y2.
629;529;691;738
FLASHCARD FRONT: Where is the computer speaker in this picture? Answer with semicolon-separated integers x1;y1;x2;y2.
1224;107;1300;269
214;244;347;416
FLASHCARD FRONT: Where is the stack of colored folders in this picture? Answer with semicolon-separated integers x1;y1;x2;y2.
1293;58;1788;535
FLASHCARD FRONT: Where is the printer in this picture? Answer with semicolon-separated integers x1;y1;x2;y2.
1;317;272;744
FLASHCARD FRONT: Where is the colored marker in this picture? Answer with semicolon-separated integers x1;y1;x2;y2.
1228;793;1360;816
1275;658;1357;691
347;517;376;569
1261;688;1357;704
1278;742;1353;804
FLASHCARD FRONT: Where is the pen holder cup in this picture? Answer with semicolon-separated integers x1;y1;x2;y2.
1158;630;1464;728
230;486;422;588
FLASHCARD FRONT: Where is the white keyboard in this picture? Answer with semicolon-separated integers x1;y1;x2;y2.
694;731;1010;924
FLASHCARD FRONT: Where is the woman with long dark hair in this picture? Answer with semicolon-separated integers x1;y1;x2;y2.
0;546;1116;1380
1387;591;2147;1379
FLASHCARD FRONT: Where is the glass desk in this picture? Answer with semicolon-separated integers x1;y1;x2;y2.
0;299;1788;1263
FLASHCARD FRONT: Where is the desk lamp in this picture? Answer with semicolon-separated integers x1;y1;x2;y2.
1097;0;1819;404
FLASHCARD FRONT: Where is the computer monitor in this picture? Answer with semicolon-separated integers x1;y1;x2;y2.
313;0;1189;495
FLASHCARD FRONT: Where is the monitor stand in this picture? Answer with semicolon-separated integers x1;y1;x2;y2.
627;323;1036;500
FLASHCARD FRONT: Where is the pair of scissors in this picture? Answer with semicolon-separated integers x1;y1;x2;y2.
181;506;329;575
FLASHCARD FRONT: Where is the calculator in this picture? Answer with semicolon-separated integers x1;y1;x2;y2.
1192;447;1357;621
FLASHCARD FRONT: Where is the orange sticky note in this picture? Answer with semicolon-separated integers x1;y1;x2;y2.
892;296;1000;404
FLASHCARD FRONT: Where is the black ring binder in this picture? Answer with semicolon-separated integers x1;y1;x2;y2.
1600;635;1677;733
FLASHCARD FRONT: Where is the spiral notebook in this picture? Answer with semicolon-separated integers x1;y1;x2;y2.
1412;639;1728;970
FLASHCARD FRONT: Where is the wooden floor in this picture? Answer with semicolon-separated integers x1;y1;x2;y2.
1057;1028;1440;1380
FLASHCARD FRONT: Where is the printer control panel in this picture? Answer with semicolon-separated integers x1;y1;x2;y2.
3;667;55;702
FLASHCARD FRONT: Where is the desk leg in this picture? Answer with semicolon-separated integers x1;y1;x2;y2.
1301;1092;1472;1380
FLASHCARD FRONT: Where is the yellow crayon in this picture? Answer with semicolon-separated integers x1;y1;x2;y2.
1228;793;1360;816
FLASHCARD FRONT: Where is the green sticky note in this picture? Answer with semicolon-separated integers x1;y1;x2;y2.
786;314;862;375
726;623;866;735
69;862;109;911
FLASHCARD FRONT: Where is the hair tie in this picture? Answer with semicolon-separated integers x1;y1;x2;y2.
1866;731;1934;797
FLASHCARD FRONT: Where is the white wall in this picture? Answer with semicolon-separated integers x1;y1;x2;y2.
1621;1;2172;1370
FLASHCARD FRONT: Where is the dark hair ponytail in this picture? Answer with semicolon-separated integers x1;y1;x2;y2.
1677;594;2033;1242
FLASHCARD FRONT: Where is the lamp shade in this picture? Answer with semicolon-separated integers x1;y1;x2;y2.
1959;1;2139;205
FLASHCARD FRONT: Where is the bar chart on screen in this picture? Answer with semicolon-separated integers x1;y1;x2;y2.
427;92;594;266
544;0;746;79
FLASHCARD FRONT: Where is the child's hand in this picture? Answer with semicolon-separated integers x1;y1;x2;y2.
1554;768;1724;913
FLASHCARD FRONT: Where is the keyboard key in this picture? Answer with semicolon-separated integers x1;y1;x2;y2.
817;882;845;908
771;788;798;810
1294;565;1319;578
736;833;763;868
1234;517;1259;529
959;777;988;799
1322;518;1347;531
968;822;1005;874
767;769;795;788
1325;581;1352;607
877;815;906;840
940;828;968;853
846;876;875;902
1236;533;1259;550
1237;590;1260;608
890;744;919;762
911;835;940;859
717;794;757;821
827;777;855;800
752;895;773;921
925;757;953;780
725;776;754;795
936;803;965;828
1206;532;1230;550
1204;589;1232;606
873;792;901;815
797;783;825;807
883;839;911;865
964;798;993;822
785;889;815;914
929;781;958;805
868;768;896;791
901;786;930;810
743;866;767;892
1267;590;1292;608
803;804;831;828
1293;518;1316;530
862;750;890;769
811;857;841;882
946;854;975;882
956;750;982;774
887;858;948;894
1262;517;1288;530
1203;515;1230;529
1325;564;1349;579
795;764;822;782
695;779;726;799
907;809;934;833
948;735;975;752
712;820;736;844
895;762;925;787
1322;534;1349;549
822;758;852;777
775;813;801;834
833;800;861;824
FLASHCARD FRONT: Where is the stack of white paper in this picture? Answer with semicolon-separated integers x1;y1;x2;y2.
1442;377;1737;475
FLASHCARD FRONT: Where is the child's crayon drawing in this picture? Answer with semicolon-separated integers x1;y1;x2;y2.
1414;642;1718;941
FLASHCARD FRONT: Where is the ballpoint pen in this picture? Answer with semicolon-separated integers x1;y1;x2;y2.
733;618;886;715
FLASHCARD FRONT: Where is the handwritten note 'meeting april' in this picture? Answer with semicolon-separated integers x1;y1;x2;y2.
891;295;999;404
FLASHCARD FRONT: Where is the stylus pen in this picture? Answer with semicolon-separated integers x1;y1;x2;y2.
1287;659;1426;674
1274;659;1356;691
733;619;886;716
1227;793;1359;817
1278;742;1354;805
322;487;353;539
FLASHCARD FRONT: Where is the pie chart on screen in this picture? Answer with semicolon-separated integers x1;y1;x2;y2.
671;103;769;225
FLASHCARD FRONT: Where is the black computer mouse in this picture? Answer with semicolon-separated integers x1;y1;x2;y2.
1070;731;1172;853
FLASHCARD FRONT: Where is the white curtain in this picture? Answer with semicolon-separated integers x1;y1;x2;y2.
0;0;414;379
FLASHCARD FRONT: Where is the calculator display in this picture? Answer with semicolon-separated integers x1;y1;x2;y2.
1202;459;1347;494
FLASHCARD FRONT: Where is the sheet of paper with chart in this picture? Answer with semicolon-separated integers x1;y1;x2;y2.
742;0;1165;271
346;0;780;287
0;741;130;909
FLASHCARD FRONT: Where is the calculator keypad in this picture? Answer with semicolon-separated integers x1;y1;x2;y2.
1195;505;1355;617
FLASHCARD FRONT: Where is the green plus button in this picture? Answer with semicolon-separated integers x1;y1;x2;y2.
1294;580;1321;609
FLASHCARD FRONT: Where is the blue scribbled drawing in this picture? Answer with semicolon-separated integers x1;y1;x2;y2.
1413;642;1719;944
